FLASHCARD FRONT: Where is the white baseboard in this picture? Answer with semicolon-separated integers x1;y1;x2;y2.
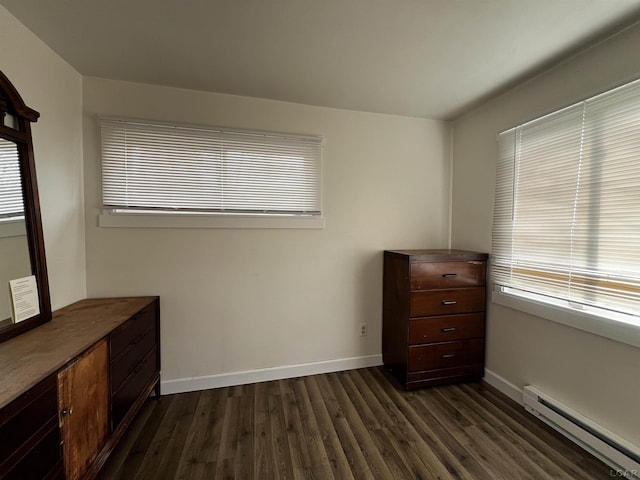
483;368;523;405
161;354;383;395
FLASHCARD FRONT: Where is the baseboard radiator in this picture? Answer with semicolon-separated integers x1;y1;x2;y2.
523;386;640;478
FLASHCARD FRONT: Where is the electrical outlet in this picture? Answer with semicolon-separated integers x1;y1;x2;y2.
360;323;367;336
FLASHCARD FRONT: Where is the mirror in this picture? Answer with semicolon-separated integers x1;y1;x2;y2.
0;139;31;326
0;70;51;343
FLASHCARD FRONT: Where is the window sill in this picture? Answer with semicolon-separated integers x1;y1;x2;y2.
98;211;325;229
492;287;640;349
0;219;26;238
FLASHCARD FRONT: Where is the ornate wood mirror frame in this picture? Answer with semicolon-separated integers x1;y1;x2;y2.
0;70;51;343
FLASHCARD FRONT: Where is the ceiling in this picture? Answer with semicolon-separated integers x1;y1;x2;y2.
3;0;640;119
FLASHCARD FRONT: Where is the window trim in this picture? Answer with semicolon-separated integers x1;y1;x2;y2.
99;116;324;228
491;78;640;345
0;217;26;238
98;209;325;229
492;285;640;349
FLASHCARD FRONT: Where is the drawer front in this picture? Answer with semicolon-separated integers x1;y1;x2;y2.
112;347;159;428
111;321;157;393
410;287;485;317
110;303;157;361
43;460;64;480
409;313;484;345
407;364;484;388
0;375;58;462
2;425;61;480
408;339;484;372
410;261;486;290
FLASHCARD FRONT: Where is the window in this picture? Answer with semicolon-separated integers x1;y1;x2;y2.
100;118;323;228
492;79;640;339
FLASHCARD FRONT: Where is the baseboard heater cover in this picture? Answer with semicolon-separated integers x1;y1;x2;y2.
523;385;640;478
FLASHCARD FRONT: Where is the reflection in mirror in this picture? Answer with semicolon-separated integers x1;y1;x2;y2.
0;138;31;325
4;113;16;130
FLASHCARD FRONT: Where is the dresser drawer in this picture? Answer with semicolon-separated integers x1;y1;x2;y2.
1;424;61;480
0;375;58;465
409;313;484;345
408;339;484;372
111;320;157;393
410;261;486;290
110;304;157;361
112;347;159;428
407;364;484;388
410;287;485;317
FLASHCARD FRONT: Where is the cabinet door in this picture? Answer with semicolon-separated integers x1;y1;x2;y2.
57;339;109;480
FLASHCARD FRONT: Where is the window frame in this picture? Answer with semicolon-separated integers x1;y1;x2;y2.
491;79;640;348
492;285;640;348
98;117;325;229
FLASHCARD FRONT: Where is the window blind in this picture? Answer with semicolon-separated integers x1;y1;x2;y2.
493;78;640;317
0;139;23;219
101;118;322;216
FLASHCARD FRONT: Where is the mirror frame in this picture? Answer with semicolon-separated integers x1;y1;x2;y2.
0;70;51;343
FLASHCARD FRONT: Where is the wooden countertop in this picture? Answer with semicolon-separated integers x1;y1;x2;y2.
0;296;158;409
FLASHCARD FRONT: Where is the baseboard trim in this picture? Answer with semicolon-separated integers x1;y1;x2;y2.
484;369;523;405
161;354;383;395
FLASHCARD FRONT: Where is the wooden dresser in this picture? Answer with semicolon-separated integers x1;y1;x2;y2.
383;250;487;390
0;297;160;480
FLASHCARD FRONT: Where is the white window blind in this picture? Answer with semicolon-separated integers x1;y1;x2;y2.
100;118;322;217
0;139;23;219
493;78;640;318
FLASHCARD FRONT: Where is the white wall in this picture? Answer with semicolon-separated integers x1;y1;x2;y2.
0;6;86;310
451;24;640;446
83;77;451;385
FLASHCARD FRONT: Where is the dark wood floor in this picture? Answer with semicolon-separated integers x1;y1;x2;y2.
97;367;609;480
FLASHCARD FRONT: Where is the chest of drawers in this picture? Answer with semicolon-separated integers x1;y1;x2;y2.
383;249;488;390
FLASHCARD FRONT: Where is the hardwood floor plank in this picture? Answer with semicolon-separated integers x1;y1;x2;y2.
355;368;409;429
95;398;158;480
279;380;311;479
253;381;273;480
369;372;493;480
135;392;201;480
358;369;454;480
457;382;610;479
233;384;255;480
268;391;296;479
116;395;178;480
214;395;241;480
314;374;374;480
368;427;418;479
304;375;355;480
113;395;176;479
290;377;335;480
478;420;573;480
98;368;611;480
330;372;395;479
161;392;206;480
334;370;382;431
414;385;517;480
175;388;228;479
463;422;540;480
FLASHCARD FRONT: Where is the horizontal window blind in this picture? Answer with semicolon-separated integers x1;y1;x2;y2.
493;78;640;317
101;118;322;216
0;138;23;219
